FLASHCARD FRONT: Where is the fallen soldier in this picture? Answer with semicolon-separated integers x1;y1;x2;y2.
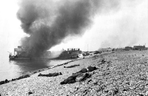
60;66;97;85
38;72;62;77
60;73;91;84
64;64;80;68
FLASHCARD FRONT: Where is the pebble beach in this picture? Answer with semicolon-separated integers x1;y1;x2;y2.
1;50;148;96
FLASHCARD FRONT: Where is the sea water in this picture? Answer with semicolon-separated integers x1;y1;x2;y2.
0;52;69;81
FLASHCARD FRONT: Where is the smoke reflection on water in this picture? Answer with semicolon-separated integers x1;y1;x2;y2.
10;59;50;73
0;59;69;81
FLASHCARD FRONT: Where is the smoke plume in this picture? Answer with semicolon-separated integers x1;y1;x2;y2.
17;0;102;58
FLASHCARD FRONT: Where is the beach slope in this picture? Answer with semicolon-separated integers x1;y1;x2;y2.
1;50;148;96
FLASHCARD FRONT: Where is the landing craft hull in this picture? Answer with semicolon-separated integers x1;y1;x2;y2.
9;55;53;61
9;56;31;61
9;58;31;60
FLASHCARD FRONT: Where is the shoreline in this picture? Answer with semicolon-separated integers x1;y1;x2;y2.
0;53;106;85
1;50;148;95
0;59;76;85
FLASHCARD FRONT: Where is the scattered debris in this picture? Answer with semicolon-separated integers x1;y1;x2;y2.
112;88;119;95
38;72;62;77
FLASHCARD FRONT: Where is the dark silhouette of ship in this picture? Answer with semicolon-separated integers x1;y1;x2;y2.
9;46;31;60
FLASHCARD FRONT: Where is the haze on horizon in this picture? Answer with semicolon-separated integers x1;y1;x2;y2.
0;0;147;54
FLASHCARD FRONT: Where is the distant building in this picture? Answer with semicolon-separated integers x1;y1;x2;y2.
98;47;112;52
133;45;146;50
57;48;82;59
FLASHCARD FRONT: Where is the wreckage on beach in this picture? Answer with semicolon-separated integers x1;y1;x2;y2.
56;48;82;59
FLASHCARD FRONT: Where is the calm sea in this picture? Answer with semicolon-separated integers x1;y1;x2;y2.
0;52;69;81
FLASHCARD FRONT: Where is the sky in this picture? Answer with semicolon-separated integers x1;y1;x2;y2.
0;0;148;53
51;0;148;51
0;0;25;52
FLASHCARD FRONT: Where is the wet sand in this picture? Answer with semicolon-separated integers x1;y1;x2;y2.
1;50;148;96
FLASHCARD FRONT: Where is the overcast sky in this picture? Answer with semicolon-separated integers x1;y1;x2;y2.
0;0;148;52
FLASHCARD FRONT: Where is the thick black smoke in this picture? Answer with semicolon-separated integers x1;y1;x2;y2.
17;0;117;58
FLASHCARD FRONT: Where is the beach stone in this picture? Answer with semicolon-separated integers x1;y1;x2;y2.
101;59;106;63
28;91;33;95
145;91;148;96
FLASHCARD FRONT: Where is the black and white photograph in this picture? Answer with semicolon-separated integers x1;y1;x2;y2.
0;0;148;95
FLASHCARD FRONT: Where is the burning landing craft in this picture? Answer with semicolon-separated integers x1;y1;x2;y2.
9;46;31;60
9;46;52;60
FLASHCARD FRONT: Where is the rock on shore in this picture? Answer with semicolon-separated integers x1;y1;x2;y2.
1;50;148;96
